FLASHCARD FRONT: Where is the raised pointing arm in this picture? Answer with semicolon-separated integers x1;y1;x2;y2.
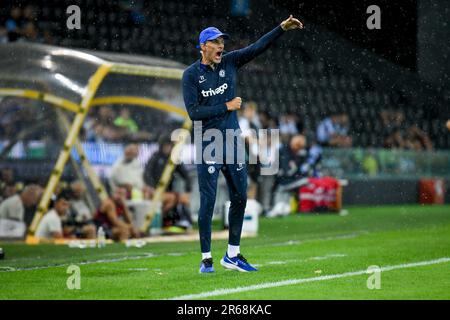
227;15;304;68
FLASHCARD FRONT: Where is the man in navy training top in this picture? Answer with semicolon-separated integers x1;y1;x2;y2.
182;15;304;273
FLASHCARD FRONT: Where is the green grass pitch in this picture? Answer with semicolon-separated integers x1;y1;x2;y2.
1;205;449;300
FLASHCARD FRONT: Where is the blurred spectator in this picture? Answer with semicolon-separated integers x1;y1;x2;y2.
276;134;309;186
110;143;145;198
299;143;322;178
380;110;433;151
258;110;278;130
84;106;149;142
238;101;262;199
0;167;17;200
114;108;139;134
94;186;140;241
1;183;18;202
279;113;299;136
381;109;406;148
0;26;7;43
0;184;42;225
268;134;308;217
64;181;96;239
143;136;192;229
21;21;41;42
88;123;125;143
22;5;37;24
23;4;53;44
97;105;117;126
67;180;93;223
83;111;99;142
278;112;305;145
95;106;128;141
143;137;191;195
0;98;22;139
384;128;406;149
5;7;22;42
362;149;379;176
276;134;322;186
380;109;405;134
1;99;57;143
111;108;152;141
316;112;352;147
285;112;304;134
53;181;69;198
2;5;52;44
0;98;40;140
255;129;280;213
404;125;433;151
239;101;262;137
35;190;71;240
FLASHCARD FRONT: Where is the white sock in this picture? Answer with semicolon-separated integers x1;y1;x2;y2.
227;245;240;258
202;252;212;260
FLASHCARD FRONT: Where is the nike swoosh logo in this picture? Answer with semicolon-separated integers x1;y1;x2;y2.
237;167;244;171
228;259;239;266
199;79;207;83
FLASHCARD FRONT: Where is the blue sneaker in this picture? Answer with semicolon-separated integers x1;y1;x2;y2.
199;258;215;273
220;253;258;272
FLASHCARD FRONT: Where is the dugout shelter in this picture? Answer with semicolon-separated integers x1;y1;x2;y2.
0;42;191;243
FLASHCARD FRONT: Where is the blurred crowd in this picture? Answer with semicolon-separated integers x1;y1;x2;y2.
1;97;433;150
82;105;155;143
0;98;177;144
0;98;439;239
0;98;41;140
381;109;433;151
0;5;53;44
0;138;193;241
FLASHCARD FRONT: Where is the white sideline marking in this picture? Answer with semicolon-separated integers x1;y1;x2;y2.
0;253;167;272
266;261;287;265
254;261;287;267
269;233;362;247
254;253;348;267
309;253;347;261
169;257;450;300
0;233;361;272
128;268;149;272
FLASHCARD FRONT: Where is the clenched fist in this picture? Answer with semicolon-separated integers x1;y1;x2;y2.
226;97;242;111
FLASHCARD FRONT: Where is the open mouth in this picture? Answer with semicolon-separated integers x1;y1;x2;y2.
215;51;223;59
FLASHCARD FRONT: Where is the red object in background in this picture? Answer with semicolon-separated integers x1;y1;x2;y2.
298;177;341;213
419;179;445;204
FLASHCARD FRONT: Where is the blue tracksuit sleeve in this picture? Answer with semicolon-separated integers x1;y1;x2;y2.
182;70;228;121
226;25;285;68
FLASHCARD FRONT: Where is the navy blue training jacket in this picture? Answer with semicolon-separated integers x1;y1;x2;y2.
182;25;285;133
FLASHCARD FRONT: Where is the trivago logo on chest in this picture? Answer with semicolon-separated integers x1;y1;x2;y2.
201;83;228;97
